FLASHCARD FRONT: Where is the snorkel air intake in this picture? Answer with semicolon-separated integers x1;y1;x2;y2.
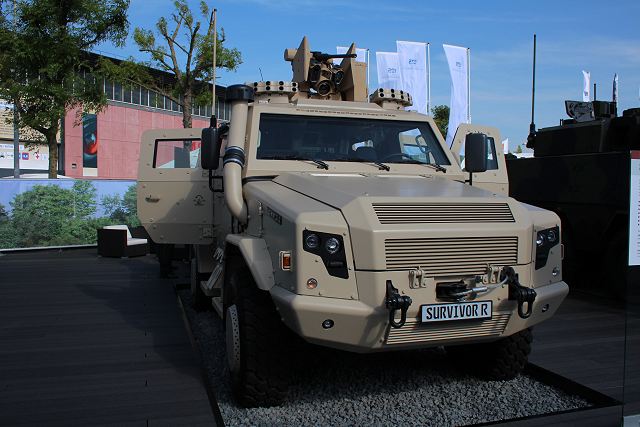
223;84;254;224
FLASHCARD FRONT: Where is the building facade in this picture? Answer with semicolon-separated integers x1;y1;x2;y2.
0;54;230;179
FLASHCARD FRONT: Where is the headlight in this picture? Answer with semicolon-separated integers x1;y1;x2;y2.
302;230;348;279
535;226;560;269
325;237;340;254
305;233;320;250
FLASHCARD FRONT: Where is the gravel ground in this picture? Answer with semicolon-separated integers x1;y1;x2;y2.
179;290;590;426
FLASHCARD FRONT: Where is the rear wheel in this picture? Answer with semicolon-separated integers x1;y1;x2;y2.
225;259;288;407
447;328;532;380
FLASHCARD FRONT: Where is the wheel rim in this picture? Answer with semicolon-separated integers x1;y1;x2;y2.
225;304;241;375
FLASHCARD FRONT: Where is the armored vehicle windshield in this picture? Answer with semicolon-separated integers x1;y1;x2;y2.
256;114;451;166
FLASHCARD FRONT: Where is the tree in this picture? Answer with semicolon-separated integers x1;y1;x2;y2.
101;184;140;227
10;182;99;247
103;1;241;128
0;0;129;178
0;203;17;249
515;145;523;154
431;105;450;138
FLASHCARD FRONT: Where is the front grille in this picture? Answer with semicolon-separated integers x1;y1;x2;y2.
385;313;510;345
385;236;518;275
373;203;515;224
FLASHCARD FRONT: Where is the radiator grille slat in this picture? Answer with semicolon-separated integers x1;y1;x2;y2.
385;236;518;273
386;313;510;345
373;203;515;224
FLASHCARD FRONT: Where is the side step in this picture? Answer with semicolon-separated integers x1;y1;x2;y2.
199;247;224;318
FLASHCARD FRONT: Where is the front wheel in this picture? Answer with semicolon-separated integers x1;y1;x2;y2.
225;262;288;407
447;328;532;380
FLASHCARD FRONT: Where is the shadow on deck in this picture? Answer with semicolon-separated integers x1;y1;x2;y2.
0;248;216;426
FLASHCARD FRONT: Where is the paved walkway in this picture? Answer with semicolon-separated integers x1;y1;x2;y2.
0;249;217;426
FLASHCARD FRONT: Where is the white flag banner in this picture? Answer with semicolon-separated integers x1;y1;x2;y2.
443;44;470;146
336;46;368;63
582;70;591;101
376;52;402;90
502;138;509;154
396;41;429;115
613;73;618;103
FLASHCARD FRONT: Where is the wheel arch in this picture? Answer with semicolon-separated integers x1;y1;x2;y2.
225;235;276;291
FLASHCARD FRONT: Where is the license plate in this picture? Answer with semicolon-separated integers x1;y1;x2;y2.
420;301;492;323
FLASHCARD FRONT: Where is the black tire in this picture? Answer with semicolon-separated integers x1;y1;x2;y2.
190;257;210;311
225;259;288;407
447;328;532;381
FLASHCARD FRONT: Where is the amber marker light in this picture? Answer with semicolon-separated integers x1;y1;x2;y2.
306;278;318;289
280;251;291;271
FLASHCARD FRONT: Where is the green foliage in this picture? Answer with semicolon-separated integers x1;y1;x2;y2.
102;0;241;128
515;145;523;154
101;184;140;227
9;183;97;247
431;105;450;138
0;182;142;249
0;0;129;177
0;203;17;248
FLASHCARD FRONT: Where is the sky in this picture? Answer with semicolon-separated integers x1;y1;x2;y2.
95;0;640;151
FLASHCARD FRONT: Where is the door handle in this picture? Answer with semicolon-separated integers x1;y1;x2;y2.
145;195;160;202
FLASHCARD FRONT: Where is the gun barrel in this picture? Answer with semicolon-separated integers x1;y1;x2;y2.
311;51;357;61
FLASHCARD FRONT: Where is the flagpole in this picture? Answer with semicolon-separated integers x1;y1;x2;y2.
467;48;471;123
211;8;217;120
367;48;370;102
427;43;431;114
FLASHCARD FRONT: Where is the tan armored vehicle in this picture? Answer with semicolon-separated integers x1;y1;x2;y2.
137;37;568;407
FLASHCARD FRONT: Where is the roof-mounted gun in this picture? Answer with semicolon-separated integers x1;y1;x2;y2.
284;36;368;102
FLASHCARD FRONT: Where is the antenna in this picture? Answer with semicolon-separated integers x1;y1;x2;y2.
259;67;264;81
526;33;537;149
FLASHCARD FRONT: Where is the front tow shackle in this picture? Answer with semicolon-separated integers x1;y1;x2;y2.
385;280;412;329
501;266;537;319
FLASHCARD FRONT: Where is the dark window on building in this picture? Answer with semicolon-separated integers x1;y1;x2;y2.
114;82;122;101
123;86;132;103
140;88;149;106
105;80;114;100
132;85;140;104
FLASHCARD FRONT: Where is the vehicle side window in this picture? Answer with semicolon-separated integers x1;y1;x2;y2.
153;139;200;168
486;137;498;170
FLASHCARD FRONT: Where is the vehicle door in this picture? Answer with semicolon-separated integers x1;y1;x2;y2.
137;128;214;245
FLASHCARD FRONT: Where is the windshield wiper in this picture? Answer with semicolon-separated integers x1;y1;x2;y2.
260;155;329;170
330;157;391;171
394;159;446;172
425;163;447;173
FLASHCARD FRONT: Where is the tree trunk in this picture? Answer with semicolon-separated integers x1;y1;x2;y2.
182;93;193;128
47;125;59;179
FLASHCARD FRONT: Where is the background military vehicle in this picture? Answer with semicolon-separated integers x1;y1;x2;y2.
507;100;640;298
137;37;569;407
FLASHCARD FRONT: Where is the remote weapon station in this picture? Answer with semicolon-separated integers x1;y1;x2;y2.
137;37;568;407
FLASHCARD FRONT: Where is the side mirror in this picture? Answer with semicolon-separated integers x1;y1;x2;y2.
464;133;488;174
201;127;221;170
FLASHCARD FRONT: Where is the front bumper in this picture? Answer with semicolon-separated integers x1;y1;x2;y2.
270;280;569;353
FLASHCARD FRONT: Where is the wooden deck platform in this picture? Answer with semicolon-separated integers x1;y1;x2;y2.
0;249;217;426
530;293;626;401
0;247;637;426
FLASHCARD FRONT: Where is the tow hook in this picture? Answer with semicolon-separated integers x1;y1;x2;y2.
385;280;412;329
501;266;536;319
